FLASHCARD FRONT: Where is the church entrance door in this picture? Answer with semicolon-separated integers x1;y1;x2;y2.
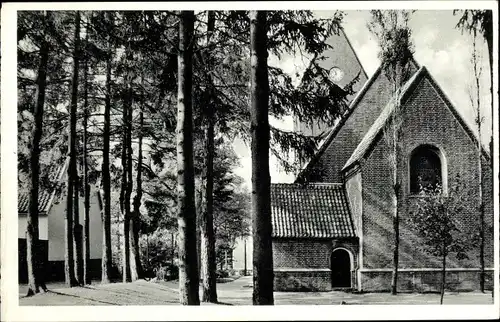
330;248;351;288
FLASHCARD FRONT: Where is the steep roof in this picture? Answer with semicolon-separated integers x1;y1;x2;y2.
293;27;369;137
18;160;67;215
18;190;56;214
342;66;490;172
271;183;356;238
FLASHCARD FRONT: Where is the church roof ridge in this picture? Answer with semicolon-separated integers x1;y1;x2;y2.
342;66;426;172
295;64;384;182
342;65;491;173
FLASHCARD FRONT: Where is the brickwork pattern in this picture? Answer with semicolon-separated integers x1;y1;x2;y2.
360;270;494;292
273;239;359;291
307;70;399;182
273;240;332;268
361;76;494;271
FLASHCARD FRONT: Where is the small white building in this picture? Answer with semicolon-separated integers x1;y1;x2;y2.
18;162;103;282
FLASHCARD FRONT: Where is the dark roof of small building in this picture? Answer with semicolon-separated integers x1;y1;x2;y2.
18;160;67;215
271;183;356;239
18;190;55;214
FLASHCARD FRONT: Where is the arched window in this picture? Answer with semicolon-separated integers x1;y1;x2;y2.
410;145;442;194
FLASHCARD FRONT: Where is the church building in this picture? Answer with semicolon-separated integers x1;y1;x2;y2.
270;28;494;292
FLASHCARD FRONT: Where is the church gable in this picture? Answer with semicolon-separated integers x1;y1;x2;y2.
342;65;489;174
356;66;494;271
297;59;420;183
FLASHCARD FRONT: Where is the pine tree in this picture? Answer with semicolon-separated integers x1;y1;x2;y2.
199;10;218;304
65;11;81;287
82;13;91;285
131;98;145;281
177;10;200;306
249;10;274;305
25;11;51;297
100;11;114;284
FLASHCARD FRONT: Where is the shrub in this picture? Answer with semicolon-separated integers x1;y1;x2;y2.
216;269;229;278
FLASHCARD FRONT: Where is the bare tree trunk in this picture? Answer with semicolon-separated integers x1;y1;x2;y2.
82;13;91;285
200;10;218;304
471;30;486;293
177;10;200;306
440;243;447;305
390;81;402;296
483;11;493;167
74;173;84;285
65;11;81;287
130;87;144;281
71;11;84;286
101;11;113;283
249;10;274;306
121;67;131;283
391;176;400;295
26;12;50;295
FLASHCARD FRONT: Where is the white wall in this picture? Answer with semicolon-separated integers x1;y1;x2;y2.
48;188;103;261
18;214;48;240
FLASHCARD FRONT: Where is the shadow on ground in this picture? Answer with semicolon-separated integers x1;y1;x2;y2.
18;276;494;306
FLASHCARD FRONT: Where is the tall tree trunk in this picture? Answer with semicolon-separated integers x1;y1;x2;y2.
390;81;402;296
249;10;274;306
177;10;200;306
26;12;50;296
440;243;447;305
483;10;493;167
72;11;84;286
200;10;218;304
470;29;486;293
121;67;131;283
101;11;113;283
130;81;144;281
65;11;81;287
472;30;486;292
74;172;84;285
82;13;91;285
391;179;400;295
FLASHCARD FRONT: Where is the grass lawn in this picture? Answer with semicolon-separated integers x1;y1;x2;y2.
16;276;494;306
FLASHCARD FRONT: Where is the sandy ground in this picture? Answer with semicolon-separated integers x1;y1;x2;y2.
15;276;494;306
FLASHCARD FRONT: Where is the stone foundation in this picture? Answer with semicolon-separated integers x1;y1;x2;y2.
359;269;494;292
274;268;493;292
274;270;332;292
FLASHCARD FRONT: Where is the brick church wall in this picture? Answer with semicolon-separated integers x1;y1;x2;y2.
273;238;359;291
307;63;420;183
359;75;494;291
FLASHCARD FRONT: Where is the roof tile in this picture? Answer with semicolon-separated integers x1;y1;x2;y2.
271;183;356;239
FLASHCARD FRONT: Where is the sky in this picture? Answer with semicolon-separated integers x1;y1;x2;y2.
233;10;493;189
